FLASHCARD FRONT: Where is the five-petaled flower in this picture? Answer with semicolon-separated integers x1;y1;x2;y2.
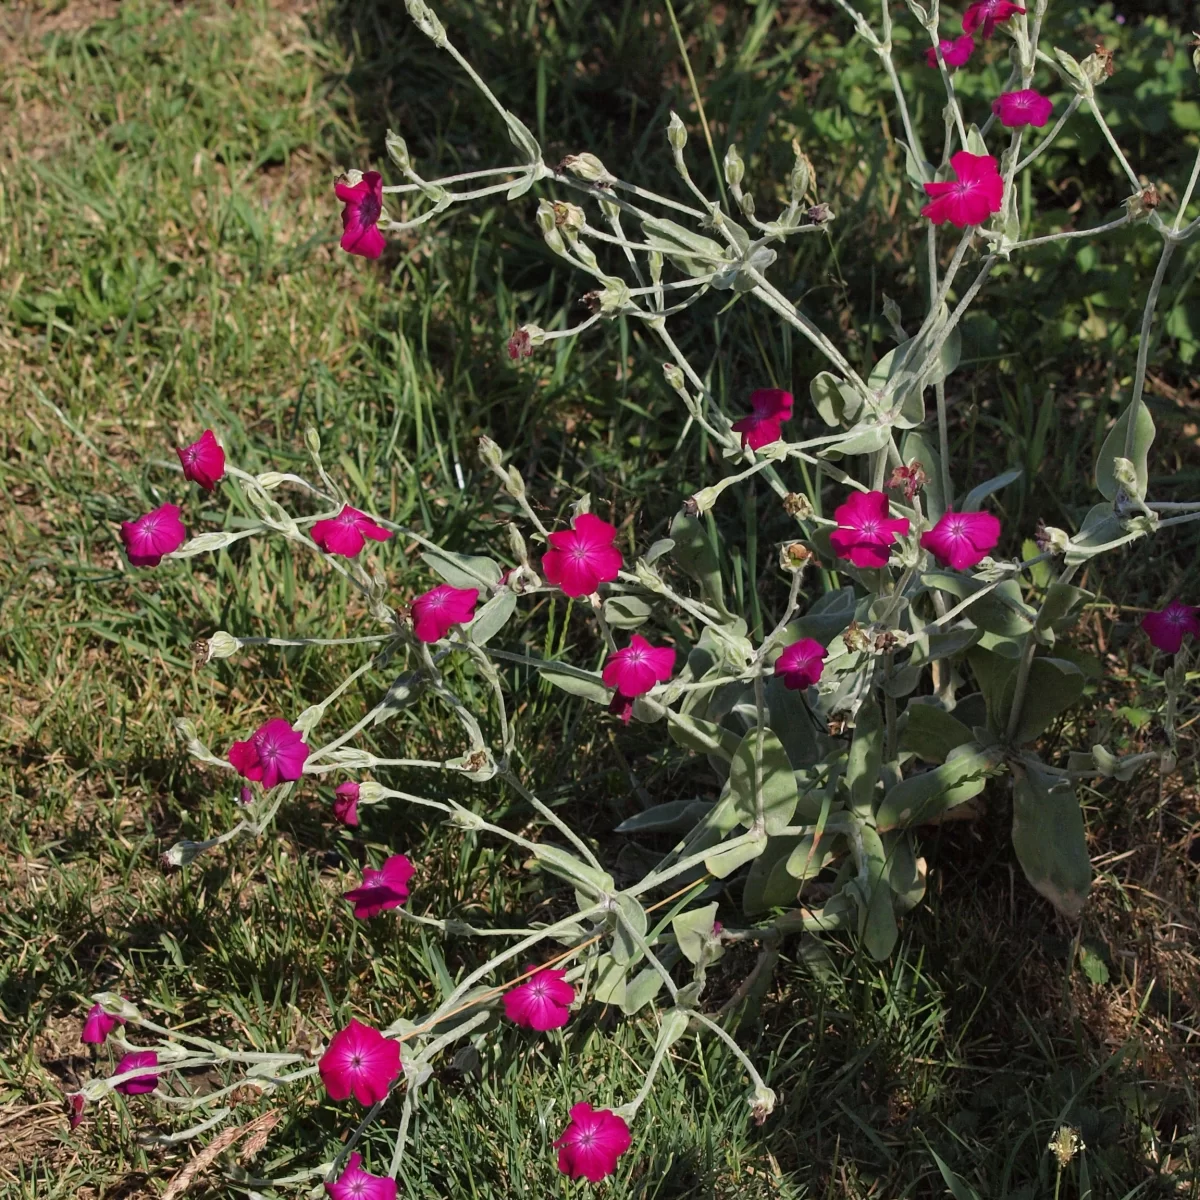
541;513;624;598
992;89;1054;128
731;388;794;451
602;635;675;723
829;491;911;568
334;781;360;827
120;503;186;567
925;33;975;70
335;171;386;259
228;718;310;790
177;430;226;491
81;1002;124;1045
503;967;576;1031
775;638;827;691
411;584;478;643
1141;600;1200;655
324;1152;397;1200
310;506;393;559
343;854;415;920
920;510;1002;570
554;1102;632;1182
113;1051;159;1096
921;152;1003;228
962;0;1025;38
319;1019;402;1106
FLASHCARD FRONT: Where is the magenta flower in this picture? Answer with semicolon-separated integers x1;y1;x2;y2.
921;510;1001;570
992;89;1053;128
925;33;975;70
334;781;360;827
554;1103;632;1182
602;635;676;723
177;430;225;491
731;388;794;451
319;1019;401;1106
228;718;310;790
962;0;1025;37
921;151;1003;228
81;1002;124;1045
829;490;911;568
325;1153;397;1200
503;967;576;1031
335;171;386;260
120;503;186;567
310;506;393;559
775;638;827;691
541;512;624;598
67;1092;86;1129
1141;600;1200;655
411;584;479;643
343;854;415;920
113;1050;159;1096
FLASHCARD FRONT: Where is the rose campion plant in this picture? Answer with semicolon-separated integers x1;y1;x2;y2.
93;0;1200;1188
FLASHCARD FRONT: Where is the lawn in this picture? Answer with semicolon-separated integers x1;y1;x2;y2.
2;0;1199;1197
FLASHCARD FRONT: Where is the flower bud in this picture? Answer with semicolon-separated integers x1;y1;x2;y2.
1034;519;1069;554
447;807;486;830
256;471;287;490
1080;43;1115;85
662;362;685;390
1111;456;1139;491
506;522;529;564
723;143;745;189
689;487;720;516
478;435;504;468
738;191;755;218
385;129;410;171
1125;185;1159;221
304;427;321;454
790;140;814;202
200;630;239;662
667;111;688;150
505;466;526;499
535;199;556;235
748;1085;777;1125
404;0;447;45
93;992;142;1021
781;492;814;519
780;542;812;572
552;201;586;234
559;153;615;186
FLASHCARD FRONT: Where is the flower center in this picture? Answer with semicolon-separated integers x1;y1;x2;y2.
350;1053;363;1069
859;519;879;536
1168;607;1187;625
947;519;967;538
531;982;548;998
359;193;382;226
339;511;359;526
624;650;645;666
569;544;591;561
952;180;978;197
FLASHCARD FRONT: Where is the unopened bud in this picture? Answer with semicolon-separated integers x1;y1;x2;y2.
558;153;616;186
1081;43;1115;85
358;781;384;804
255;471;287;490
1125;185;1159;221
780;542;812;571
505;466;526;500
843;621;872;653
781;492;814;519
385;129;410;171
197;630;239;663
689;487;719;517
478;435;504;469
667;111;688;150
1111;456;1139;491
748;1085;777;1125
1034;519;1069;555
662;362;685;391
790;140;814;202
535;199;556;235
552;201;586;234
304;427;321;454
506;522;529;565
448;807;486;830
723;144;745;189
739;192;755;217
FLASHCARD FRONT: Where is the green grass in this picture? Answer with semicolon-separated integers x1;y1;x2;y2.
2;0;1200;1197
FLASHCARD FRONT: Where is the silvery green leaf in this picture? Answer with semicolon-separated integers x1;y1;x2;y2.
876;743;1000;832
728;727;801;833
469;589;516;646
1011;758;1091;918
420;548;503;590
899;702;974;763
170;531;243;558
538;664;610;704
592;953;626;1006
810;372;862;426
603;595;653;629
965;123;988;156
611;894;649;966
704;831;767;878
615;799;713;834
962;467;1022;511
622;966;667;1015
672;902;720;964
1096;402;1154;501
643;537;675;564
